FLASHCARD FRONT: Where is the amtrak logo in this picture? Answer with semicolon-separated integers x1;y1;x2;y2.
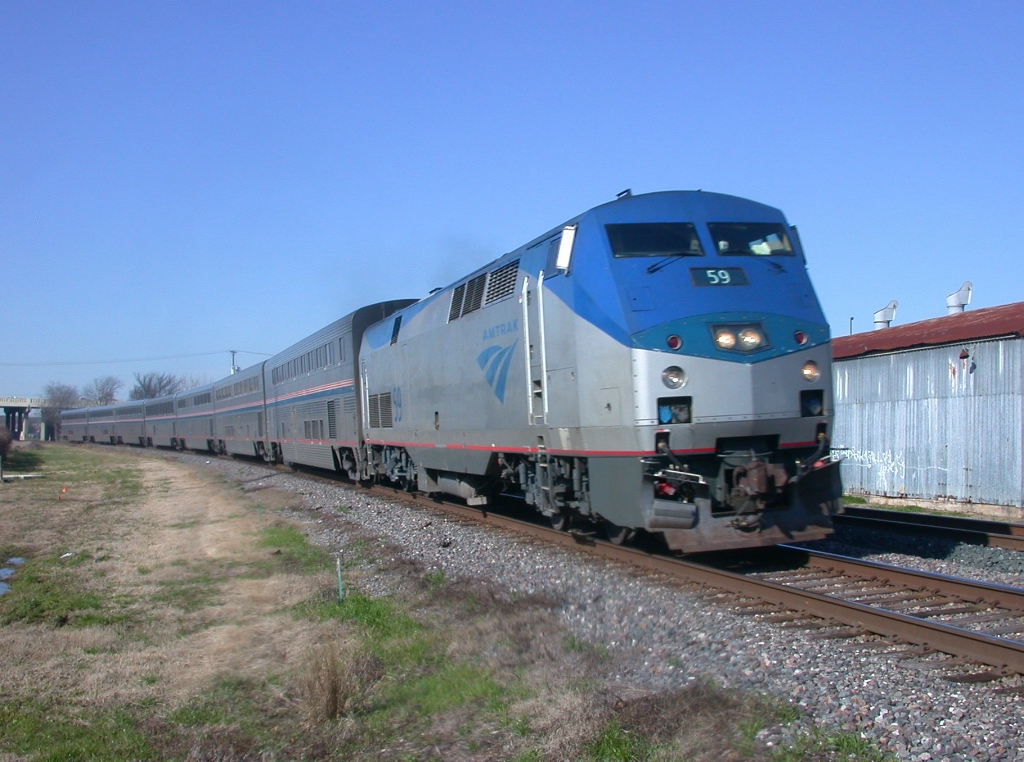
477;340;518;403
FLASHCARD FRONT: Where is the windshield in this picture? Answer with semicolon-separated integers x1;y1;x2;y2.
606;223;704;258
707;223;794;256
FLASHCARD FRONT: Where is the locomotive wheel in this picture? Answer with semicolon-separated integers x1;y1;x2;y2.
605;521;635;546
549;511;570;532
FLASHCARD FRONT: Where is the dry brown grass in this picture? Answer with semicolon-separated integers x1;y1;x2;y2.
296;635;385;722
0;445;833;762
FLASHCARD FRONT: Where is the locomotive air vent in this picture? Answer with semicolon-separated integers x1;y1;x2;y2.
379;392;393;428
449;260;521;322
368;393;393;428
462;274;486;315
448;283;466;322
368;394;380;428
485;259;519;304
327;400;338;439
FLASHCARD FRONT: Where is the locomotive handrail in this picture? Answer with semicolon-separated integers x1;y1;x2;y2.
537;270;549;423
520;276;533;425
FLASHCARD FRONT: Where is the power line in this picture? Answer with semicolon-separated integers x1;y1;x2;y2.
0;349;273;368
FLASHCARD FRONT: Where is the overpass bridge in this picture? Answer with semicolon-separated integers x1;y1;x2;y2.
1;397;48;439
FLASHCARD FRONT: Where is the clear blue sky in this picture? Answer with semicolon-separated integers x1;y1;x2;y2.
2;1;1022;398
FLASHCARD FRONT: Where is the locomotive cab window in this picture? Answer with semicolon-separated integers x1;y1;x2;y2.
707;223;794;256
605;223;703;258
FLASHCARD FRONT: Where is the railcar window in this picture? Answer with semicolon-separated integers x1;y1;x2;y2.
271;340;335;385
605;223;703;258
707;223;794;256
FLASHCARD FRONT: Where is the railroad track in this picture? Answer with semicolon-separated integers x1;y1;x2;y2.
173;449;1024;680
350;484;1024;679
837;505;1024;552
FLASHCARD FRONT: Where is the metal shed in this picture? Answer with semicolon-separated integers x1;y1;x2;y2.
832;302;1024;507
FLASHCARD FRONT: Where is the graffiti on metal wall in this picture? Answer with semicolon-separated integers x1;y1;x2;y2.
841;447;906;493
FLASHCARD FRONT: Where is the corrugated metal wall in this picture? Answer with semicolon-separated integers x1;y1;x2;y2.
833;337;1024;506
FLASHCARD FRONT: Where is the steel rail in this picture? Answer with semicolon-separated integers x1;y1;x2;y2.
176;454;1024;676
683;554;1024;675
836;506;1024;552
389;491;1024;674
774;545;1024;611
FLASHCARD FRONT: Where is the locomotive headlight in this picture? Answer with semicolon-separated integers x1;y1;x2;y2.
713;324;768;352
661;366;687;389
738;328;763;349
714;329;737;350
801;360;821;382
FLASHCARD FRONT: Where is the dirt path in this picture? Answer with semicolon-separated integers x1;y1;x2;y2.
1;452;332;711
2;445;826;761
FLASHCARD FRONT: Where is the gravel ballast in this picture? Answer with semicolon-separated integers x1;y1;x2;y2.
174;452;1024;761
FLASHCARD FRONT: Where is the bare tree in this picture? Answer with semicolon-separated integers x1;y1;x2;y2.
82;375;123;406
42;381;81;437
128;372;185;400
182;374;213;391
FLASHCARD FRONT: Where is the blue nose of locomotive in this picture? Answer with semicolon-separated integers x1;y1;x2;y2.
556;191;832;359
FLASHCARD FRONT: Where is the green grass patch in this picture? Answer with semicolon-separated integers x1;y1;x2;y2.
7;445;145;513
39;443;116;477
152;571;221;612
302;590;422;643
424;569;446;590
382;663;507;717
0;555;126;627
566;635;611;661
88;464;145;506
586;720;655;761
164;676;276;747
257;523;328;573
0;700;155;761
1;447;44;472
299;586;523;744
510;752;542;762
843;494;973;518
168;702;229;726
771;728;894;761
338;539;373;568
873;502;972;518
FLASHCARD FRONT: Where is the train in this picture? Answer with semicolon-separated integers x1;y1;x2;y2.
61;190;842;553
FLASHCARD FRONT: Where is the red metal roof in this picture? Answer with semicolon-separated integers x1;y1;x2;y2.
832;302;1024;360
